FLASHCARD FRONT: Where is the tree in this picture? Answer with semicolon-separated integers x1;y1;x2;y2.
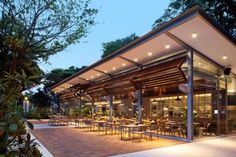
0;0;97;154
44;66;87;87
152;0;236;38
101;33;139;58
31;89;51;108
0;0;97;80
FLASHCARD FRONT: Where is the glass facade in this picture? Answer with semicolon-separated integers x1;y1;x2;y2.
227;75;236;133
192;52;227;139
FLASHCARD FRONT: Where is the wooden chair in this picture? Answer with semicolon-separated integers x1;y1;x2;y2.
117;120;128;139
144;123;158;141
203;122;218;136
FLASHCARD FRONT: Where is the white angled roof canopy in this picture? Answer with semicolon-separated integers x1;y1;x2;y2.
52;6;236;93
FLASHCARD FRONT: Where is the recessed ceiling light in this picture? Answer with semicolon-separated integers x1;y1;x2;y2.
86;78;89;80
222;55;227;60
165;44;170;49
134;58;138;62
97;73;100;76
122;63;126;66
104;70;107;73
192;32;197;38
112;67;116;70
148;52;152;56
198;62;201;65
91;76;94;79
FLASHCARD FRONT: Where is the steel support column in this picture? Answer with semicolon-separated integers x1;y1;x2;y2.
79;88;82;108
137;88;143;124
109;94;113;121
216;73;220;135
91;97;95;120
187;50;194;140
225;76;228;133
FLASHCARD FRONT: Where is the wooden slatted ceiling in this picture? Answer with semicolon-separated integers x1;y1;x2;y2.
86;56;187;96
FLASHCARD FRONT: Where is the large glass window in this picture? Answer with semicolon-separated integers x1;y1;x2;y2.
227;75;236;133
193;53;226;139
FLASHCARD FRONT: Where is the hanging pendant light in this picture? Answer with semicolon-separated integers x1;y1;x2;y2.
175;96;181;101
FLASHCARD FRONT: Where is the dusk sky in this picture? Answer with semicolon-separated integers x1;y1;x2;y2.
39;0;170;72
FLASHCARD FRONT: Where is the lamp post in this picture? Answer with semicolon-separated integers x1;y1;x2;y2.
23;96;30;113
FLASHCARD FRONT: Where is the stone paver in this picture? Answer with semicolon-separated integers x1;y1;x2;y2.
31;127;183;157
112;135;236;157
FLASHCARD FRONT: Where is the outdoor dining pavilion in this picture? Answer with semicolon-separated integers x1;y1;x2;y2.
51;6;236;141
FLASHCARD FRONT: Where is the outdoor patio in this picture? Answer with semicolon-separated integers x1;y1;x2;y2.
31;123;184;157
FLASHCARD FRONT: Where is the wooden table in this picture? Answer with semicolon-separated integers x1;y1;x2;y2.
92;121;107;133
49;115;68;126
106;122;120;134
120;124;150;140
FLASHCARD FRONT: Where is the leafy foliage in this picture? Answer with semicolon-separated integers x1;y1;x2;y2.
101;33;139;58
31;89;51;108
0;0;97;155
6;132;41;157
0;0;98;61
152;0;236;37
0;0;97;88
0;69;38;154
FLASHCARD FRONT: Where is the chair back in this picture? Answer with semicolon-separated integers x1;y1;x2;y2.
150;123;158;131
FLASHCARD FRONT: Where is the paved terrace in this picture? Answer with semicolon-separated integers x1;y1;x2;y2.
31;123;183;157
113;135;236;157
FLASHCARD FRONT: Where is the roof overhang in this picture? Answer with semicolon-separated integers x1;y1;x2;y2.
51;6;236;93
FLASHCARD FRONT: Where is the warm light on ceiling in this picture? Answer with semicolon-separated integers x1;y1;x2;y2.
86;78;89;80
134;58;138;62
222;55;227;60
104;70;107;73
97;73;100;76
192;32;197;38
91;76;94;79
112;67;116;70
148;52;152;56
198;62;201;65
165;44;170;49
122;63;126;66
